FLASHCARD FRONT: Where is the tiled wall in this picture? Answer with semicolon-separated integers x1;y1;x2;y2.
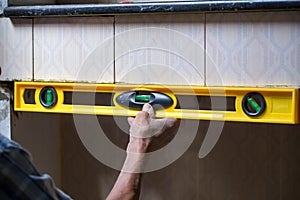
10;110;300;200
12;112;62;186
115;14;205;85
206;11;300;87
34;17;114;83
7;10;300;200
0;18;32;81
58;115;300;200
1;11;300;86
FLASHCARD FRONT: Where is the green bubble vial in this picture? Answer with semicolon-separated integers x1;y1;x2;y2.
247;97;261;112
46;89;53;106
135;95;151;102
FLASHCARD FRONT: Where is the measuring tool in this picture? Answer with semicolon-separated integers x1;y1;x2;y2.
14;82;299;124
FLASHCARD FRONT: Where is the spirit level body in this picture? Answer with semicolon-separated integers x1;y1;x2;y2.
14;82;299;124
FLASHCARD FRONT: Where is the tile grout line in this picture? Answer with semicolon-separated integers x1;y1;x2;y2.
113;17;116;84
32;18;34;81
279;130;282;200
57;114;63;187
204;14;207;87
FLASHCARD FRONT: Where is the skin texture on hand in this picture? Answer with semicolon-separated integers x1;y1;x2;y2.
106;104;177;200
127;103;177;153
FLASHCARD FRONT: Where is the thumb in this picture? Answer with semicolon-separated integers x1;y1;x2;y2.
128;117;134;126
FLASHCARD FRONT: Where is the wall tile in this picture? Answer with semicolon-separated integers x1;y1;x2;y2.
140;120;202;200
12;112;62;186
115;14;205;86
281;124;300;200
60;115;122;199
206;11;300;87
0;18;33;81
199;122;282;200
60;115;202;200
34;17;114;83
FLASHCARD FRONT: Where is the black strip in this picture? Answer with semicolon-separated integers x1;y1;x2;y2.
176;95;236;111
4;1;300;17
23;89;36;104
64;92;113;106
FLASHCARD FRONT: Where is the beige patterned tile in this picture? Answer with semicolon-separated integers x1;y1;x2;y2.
206;11;300;87
0;18;33;81
34;17;114;83
115;14;205;86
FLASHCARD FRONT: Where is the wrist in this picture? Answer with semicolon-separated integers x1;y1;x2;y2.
126;137;150;153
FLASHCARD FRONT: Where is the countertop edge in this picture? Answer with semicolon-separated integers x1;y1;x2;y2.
3;1;300;17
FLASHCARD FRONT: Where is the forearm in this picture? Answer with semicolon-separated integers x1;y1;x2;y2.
107;104;176;200
106;171;141;200
106;140;148;200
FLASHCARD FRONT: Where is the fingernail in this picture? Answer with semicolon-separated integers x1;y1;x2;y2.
143;103;151;110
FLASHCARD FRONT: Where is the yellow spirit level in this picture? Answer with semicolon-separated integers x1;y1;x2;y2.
14;82;299;124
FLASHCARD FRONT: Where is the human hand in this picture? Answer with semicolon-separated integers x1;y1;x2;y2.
127;103;177;153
